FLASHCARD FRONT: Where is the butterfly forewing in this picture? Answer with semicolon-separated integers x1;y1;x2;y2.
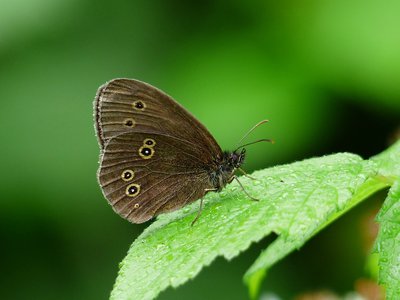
98;131;214;223
94;78;221;157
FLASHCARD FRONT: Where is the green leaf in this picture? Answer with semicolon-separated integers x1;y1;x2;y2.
371;140;400;180
374;182;400;299
243;175;389;298
372;141;400;299
110;152;389;300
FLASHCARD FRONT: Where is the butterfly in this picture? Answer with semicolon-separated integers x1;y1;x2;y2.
94;78;272;224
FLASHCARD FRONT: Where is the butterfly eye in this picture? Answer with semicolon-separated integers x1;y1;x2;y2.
126;183;140;197
143;138;156;147
121;170;134;181
139;146;155;159
124;118;135;128
133;100;146;111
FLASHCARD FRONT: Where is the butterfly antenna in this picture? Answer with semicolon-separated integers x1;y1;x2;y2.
235;119;270;148
234;139;274;152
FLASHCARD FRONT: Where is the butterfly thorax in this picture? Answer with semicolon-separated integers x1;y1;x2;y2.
209;149;246;191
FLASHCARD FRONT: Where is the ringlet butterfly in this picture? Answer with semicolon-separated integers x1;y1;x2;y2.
94;78;272;224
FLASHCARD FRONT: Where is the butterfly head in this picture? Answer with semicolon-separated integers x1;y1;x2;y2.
230;148;246;168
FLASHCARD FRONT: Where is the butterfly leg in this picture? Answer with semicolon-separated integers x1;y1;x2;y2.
237;167;257;180
233;176;259;201
191;188;218;226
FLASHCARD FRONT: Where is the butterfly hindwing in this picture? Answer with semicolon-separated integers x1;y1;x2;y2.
98;131;214;223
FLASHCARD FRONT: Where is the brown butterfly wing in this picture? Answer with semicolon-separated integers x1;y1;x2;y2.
98;131;215;223
94;78;221;160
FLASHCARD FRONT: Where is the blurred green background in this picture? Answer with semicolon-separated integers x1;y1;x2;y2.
1;0;399;299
